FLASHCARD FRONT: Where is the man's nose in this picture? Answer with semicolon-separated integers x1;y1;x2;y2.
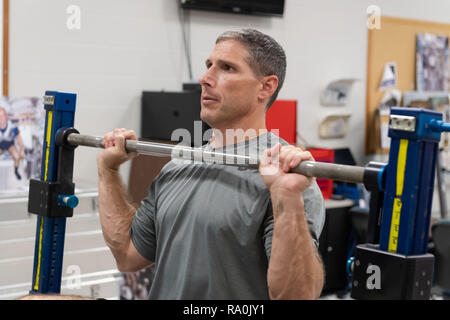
199;68;215;87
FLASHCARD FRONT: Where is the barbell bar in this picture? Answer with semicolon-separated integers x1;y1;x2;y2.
64;132;367;185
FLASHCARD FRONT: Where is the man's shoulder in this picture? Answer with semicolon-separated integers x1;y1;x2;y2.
157;159;187;177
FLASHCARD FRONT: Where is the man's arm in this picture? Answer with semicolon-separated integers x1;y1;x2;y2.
97;128;153;272
267;191;324;299
260;143;324;300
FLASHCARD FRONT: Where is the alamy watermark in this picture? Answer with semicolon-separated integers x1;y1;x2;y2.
366;264;381;290
353;262;381;290
65;264;82;290
67;5;81;30
170;121;282;175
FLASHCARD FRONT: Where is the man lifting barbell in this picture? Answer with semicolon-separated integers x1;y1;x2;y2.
96;29;325;300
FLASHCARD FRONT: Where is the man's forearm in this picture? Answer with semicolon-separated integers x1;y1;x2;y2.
267;192;324;300
97;166;136;264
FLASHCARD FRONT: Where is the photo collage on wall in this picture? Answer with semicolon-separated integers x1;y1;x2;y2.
415;33;450;169
0;97;45;195
416;33;449;91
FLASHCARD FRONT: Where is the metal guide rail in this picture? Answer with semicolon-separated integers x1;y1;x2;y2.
65;132;367;184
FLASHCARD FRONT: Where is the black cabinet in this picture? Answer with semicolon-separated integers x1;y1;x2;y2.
319;200;354;294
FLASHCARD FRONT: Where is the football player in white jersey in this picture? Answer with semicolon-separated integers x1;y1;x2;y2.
0;107;25;180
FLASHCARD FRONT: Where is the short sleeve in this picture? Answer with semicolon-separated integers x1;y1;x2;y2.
303;181;326;248
130;182;158;262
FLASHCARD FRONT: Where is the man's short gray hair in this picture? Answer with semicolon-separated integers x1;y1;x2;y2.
216;29;287;111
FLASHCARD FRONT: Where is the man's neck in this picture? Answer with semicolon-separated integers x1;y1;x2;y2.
209;115;267;149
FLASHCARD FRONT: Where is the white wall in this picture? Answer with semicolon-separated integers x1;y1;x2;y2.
9;0;450;187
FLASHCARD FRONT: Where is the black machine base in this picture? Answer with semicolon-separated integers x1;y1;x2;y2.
351;244;434;300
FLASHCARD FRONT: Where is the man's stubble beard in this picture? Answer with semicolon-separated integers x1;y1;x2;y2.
201;102;251;130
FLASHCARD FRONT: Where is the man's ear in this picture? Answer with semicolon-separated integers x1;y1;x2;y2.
258;75;279;102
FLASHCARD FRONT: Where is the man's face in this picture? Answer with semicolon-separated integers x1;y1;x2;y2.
199;40;262;128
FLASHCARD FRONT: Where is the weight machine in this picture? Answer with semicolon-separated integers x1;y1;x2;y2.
27;91;450;299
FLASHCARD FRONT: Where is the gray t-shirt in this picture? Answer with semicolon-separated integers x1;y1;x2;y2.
130;132;325;299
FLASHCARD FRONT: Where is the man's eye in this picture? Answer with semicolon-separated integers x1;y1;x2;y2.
224;64;233;71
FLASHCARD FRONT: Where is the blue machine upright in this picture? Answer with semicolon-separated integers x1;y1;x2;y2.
379;108;442;256
29;91;77;293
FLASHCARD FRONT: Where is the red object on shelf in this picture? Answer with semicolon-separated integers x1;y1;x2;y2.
307;148;335;199
265;100;297;144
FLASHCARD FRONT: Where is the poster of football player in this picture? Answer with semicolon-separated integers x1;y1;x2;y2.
0;97;45;194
